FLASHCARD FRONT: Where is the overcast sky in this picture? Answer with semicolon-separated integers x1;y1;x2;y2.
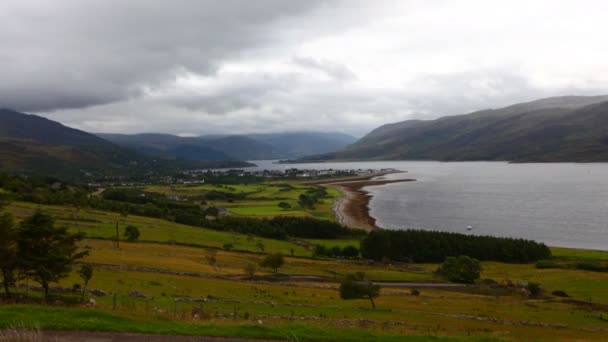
2;0;608;137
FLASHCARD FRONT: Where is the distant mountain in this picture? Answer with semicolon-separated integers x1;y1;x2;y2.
301;95;608;162
99;132;357;161
247;132;357;158
0;109;250;179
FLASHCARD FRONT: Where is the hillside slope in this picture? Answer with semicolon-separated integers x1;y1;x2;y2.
305;96;608;162
0;109;248;178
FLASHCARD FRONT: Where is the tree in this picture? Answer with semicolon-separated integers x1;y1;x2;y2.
437;255;481;284
124;225;140;242
339;273;380;309
243;262;257;278
0;212;17;298
78;264;93;301
259;253;284;273
17;211;88;300
277;202;291;210
255;240;265;253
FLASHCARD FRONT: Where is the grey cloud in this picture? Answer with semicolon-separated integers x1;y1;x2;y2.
0;0;329;112
292;57;357;81
47;65;606;137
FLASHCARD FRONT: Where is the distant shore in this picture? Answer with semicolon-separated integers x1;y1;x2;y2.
319;171;415;231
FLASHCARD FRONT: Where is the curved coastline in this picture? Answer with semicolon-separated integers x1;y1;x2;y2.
323;173;415;231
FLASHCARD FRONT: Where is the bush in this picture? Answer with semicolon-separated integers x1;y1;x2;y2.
222;243;234;251
574;262;608;272
437;255;481;284
551;290;569;297
410;289;420;296
535;260;560;269
313;244;360;258
123;225;140;242
527;282;543;298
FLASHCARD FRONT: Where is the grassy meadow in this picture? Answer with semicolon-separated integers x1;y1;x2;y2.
2;181;608;341
144;183;342;220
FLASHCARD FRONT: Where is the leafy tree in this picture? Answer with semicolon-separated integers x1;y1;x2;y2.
17;211;88;300
339;273;380;309
437;255;481;284
277;202;291;210
223;243;234;251
78;264;93;301
123;225;140;242
255;240;265;253
0;212;17;298
259;253;284;273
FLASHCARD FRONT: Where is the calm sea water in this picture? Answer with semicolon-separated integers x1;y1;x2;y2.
244;161;608;250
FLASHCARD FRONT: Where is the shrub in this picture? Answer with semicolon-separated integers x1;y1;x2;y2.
527;282;543;298
437;255;481;284
123;225;140;242
551;290;569;297
575;262;608;272
410;289;420;296
535;260;560;269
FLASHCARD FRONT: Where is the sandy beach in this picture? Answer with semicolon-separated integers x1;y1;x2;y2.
321;172;415;231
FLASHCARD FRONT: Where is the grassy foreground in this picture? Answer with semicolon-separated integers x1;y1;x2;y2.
3;183;608;341
0;306;499;342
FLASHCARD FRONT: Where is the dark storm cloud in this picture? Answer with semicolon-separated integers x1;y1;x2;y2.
0;0;329;112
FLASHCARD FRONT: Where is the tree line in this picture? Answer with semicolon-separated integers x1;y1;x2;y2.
203;216;364;240
360;229;551;263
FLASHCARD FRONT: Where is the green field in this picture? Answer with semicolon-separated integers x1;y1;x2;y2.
144;183;342;220
3;185;608;341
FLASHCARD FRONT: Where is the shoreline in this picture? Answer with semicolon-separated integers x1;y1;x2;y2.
322;172;415;231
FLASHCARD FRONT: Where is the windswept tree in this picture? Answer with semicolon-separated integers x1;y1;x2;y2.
17;211;88;300
0;212;17;298
339;272;380;309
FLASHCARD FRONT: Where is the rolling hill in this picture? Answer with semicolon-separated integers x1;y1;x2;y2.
0;109;250;178
302;95;608;162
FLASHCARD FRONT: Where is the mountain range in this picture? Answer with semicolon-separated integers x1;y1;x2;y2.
97;132;357;161
301;95;608;162
0;109;251;179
